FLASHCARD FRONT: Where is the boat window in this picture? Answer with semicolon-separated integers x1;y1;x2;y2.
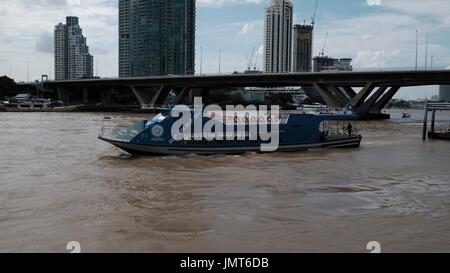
153;113;168;122
320;120;358;137
145;114;167;128
320;121;331;135
280;113;290;124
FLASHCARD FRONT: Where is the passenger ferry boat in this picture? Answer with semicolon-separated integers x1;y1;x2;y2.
99;109;362;156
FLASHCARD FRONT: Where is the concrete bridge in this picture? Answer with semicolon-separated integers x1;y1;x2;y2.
42;69;450;119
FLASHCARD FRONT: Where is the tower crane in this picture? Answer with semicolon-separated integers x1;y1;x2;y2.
320;31;328;56
311;0;319;26
245;46;256;71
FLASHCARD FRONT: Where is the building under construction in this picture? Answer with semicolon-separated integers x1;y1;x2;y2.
313;56;353;72
292;24;314;72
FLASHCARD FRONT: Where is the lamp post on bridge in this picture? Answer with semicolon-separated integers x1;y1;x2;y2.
219;49;222;75
415;30;418;71
425;35;429;70
200;46;203;75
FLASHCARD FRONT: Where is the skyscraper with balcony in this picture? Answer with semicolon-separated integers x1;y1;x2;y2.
119;0;196;78
54;17;94;80
264;0;293;74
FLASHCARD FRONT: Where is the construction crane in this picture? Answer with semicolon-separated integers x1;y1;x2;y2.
311;0;319;26
253;53;259;71
320;31;328;56
245;46;256;71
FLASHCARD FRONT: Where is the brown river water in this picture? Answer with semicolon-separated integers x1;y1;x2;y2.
0;109;449;253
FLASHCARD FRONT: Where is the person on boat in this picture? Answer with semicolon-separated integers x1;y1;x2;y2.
347;123;353;136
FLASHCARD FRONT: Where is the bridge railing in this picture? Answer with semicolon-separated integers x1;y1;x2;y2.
40;66;450;83
193;67;449;76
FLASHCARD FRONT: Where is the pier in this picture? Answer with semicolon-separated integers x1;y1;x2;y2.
423;101;450;140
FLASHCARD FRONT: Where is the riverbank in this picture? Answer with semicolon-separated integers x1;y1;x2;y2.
1;105;154;113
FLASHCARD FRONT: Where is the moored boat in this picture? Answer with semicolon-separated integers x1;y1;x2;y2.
298;104;329;113
4;105;82;113
99;110;362;156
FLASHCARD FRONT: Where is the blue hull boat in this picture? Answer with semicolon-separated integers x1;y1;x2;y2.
99;111;362;156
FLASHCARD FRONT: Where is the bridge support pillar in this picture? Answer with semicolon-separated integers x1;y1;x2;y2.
357;86;388;114
327;85;351;107
351;82;377;108
312;83;340;108
431;109;436;134
150;85;173;106
131;86;152;106
352;86;400;120
57;87;70;103
423;101;429;141
372;86;401;112
173;87;190;105
341;86;357;99
82;88;89;104
100;89;113;105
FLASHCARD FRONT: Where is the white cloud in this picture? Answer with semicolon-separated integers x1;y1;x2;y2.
235;20;263;36
197;0;263;7
353;50;394;68
35;32;54;54
0;0;266;80
239;23;254;36
383;0;450;27
367;0;381;6
257;45;264;56
1;0;449;93
0;0;117;80
313;10;450;71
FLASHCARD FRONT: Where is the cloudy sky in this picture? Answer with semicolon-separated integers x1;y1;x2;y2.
0;0;449;98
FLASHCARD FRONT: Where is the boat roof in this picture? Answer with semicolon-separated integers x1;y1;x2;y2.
154;109;358;121
309;112;359;121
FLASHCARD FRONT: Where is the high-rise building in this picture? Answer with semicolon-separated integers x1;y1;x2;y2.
264;0;293;74
439;85;450;102
292;24;313;72
54;17;94;80
119;0;196;78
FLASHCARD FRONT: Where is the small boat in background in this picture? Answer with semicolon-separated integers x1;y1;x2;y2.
4;105;81;113
298;104;329;113
402;113;411;118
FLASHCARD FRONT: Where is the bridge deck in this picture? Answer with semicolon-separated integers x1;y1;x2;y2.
37;70;450;120
45;70;450;88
